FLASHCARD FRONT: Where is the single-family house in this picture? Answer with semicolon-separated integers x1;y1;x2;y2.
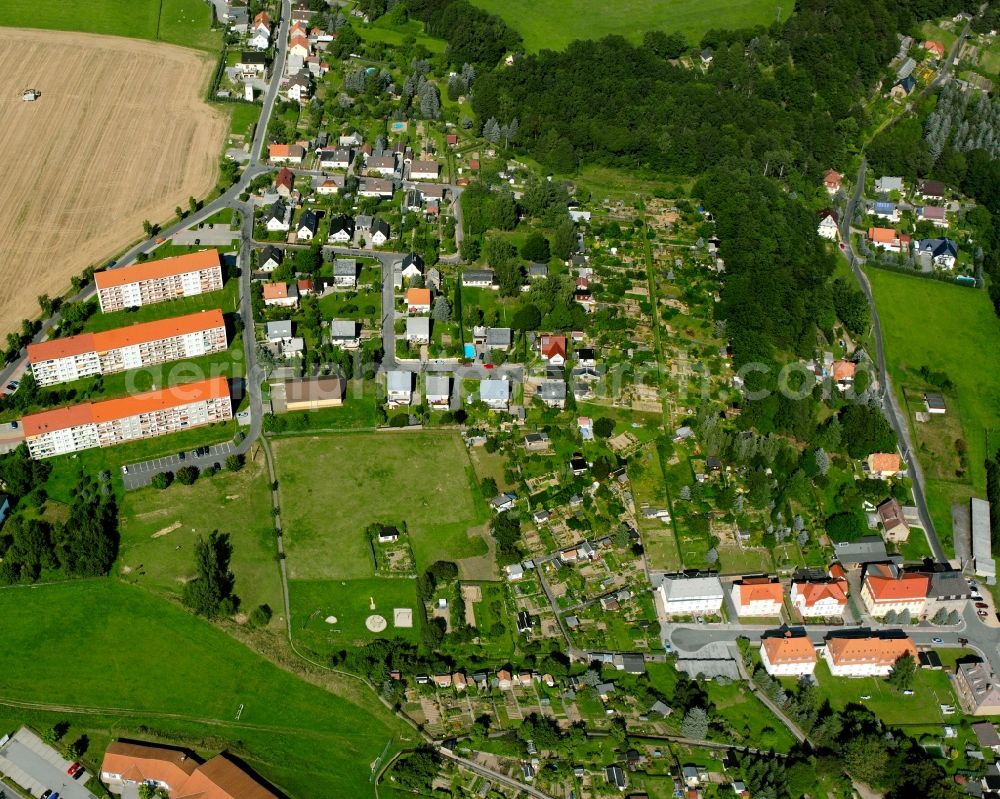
731;577;784;618
262;282;298;307
406;316;430;344
403;188;422;213
817;209;839;240
367;154;398;177
329;320;360;349
791;579;848;618
274;167;294;198
890;75;917;100
491;493;517;513
268;143;305;165
386;370;413;406
286;75;311;103
236;50;268;77
528;262;549;280
606;765;627;792
873;200;899;222
536;381;566;409
314;175;343;195
249;11;271;47
760;632;817;677
406;288;432;314
867;452;902;479
822;633;918;677
288;35;310;59
425;374;450;408
296;209;318;241
924;392;946;414
328;215;355;243
860;563;928;618
540;334;567;365
916;237;958;269
875;176;904;195
340;132;363;148
409;160;440;180
266;320;293;344
877;497;910;543
333;258;357;288
868;226;903;252
524;432;550;452
924;40;946;57
462;269;495;289
400;252;424;281
370;218;390;245
318;147;352;170
823;169;843;194
956;662;1000;716
359;178;394;199
921;180;946;200
265;199;291;232
258;245;282;272
505;564;523;582
919;205;948;227
485;327;511;351
480;378;510;411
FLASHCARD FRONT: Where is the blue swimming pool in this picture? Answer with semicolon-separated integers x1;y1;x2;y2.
464;344;475;358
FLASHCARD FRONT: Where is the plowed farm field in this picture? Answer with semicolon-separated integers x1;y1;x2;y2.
0;28;227;335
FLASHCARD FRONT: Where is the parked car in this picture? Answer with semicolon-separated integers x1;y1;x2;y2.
67;762;82;777
932;637;943;644
5;381;18;392
976;602;989;609
41;791;52;799
902;690;915;696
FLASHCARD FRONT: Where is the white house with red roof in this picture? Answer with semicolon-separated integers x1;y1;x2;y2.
861;563;928;618
791;579;848;618
760;632;817;677
730;577;784;618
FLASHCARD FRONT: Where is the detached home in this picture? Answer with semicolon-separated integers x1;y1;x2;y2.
919;205;948;227
328;215;355;243
386;370;413;406
265;200;291;232
359;178;394;199
425;374;451;408
920;179;947;200
462;269;495;289
760;632;817;677
268;143;305;164
262;282;298;307
296;209;318;241
480;378;510;410
409;160;440;180
258;245;283;272
791;579;848;618
319;148;352;170
333;259;357;288
329;320;360;349
370;218;390;245
916;237;958;269
817;209;839;240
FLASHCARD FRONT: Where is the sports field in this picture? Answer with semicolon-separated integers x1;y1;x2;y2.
273;431;490;580
469;0;789;52
1;0;222;51
0;580;410;798
867;268;1000;544
118;456;282;618
0;29;226;338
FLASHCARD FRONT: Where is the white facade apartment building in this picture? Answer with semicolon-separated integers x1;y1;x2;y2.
28;310;227;387
95;250;224;313
822;634;918;678
760;633;817;677
657;576;724;615
23;377;232;459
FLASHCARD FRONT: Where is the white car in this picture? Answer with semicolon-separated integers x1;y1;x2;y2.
932;637;943;644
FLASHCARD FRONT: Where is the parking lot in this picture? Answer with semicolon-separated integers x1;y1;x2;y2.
0;728;96;799
122;441;237;490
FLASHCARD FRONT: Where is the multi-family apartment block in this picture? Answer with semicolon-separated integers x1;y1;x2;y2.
95;250;224;313
22;377;232;459
28;310;227;387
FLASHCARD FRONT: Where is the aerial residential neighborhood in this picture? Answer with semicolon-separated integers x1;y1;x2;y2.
2;0;1000;798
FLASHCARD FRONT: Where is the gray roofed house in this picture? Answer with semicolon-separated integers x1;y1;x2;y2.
875;176;904;194
537;381;566;409
675;641;742;680
425;267;441;291
258;244;283;272
605;764;626;791
485;327;511;350
897;57;916;79
367;154;398;175
958;662;1000;716
832;536;889;564
650;700;672;717
386;370;413;406
333;258;357;287
329;319;360;349
615;653;646;674
355;214;373;230
523;432;550;452
296;209;318;239
480;378;510;410
425;374;451;407
462;269;495;288
406;316;431;343
972;498;995;581
327;215;355;242
928;569;971;601
266;320;293;342
370;217;390;244
491;493;517;512
360;177;394;198
528;263;548;279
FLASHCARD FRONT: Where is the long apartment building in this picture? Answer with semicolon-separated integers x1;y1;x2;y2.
822;634;917;677
95;250;224;312
22;377;231;459
28;310;227;387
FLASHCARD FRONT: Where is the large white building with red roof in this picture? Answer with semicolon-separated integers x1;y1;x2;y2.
730;577;784;618
822;634;918;677
760;632;817;677
28;309;226;387
22;377;231;459
861;563;928;618
95;250;224;313
791;578;848;618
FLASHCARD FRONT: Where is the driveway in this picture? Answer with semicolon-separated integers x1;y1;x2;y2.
0;728;96;799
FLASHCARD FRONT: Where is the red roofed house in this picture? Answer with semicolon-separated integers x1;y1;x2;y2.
268;143;306;165
405;287;432;314
262;282;299;308
101;740;279;799
867;452;902;479
791;579;848;618
832;359;856;391
730;577;784;618
861;563;928;618
539;334;567;365
274;167;294;197
924;40;945;57
760;632;817;677
824;169;843;194
877;497;910;543
496;669;513;690
823;634;918;677
868;226;903;252
446;134;458;146
289;35;310;59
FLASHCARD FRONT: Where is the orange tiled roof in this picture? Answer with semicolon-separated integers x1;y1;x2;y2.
865;571;928;602
829;563;846;579
826;635;917;666
794;580;848;608
101;742;198;788
263;282;289;300
22;377;229;437
540;334;566;359
832;360;856;381
95;250;221;291
868;227;897;244
824;169;842;185
762;634;816;665
736;577;783;606
868;452;901;472
406;288;431;306
28;310;225;364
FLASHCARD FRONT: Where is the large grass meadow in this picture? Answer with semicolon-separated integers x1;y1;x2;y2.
866;268;1000;545
0;580;411;797
2;0;222;51
469;0;789;52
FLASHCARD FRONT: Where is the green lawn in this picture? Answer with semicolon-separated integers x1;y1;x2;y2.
866;269;1000;551
2;0;222;51
290;577;424;651
82;277;238;333
355;16;446;53
469;0;789;52
273;431;490;580
0;580;410;798
118;456;282;618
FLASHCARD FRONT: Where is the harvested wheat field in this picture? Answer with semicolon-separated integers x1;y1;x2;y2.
0;28;227;335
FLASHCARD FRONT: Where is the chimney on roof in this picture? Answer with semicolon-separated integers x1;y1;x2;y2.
784;630;792;638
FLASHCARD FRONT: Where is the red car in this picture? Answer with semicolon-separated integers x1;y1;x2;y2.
67;762;82;777
976;602;989;609
483;363;494;369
